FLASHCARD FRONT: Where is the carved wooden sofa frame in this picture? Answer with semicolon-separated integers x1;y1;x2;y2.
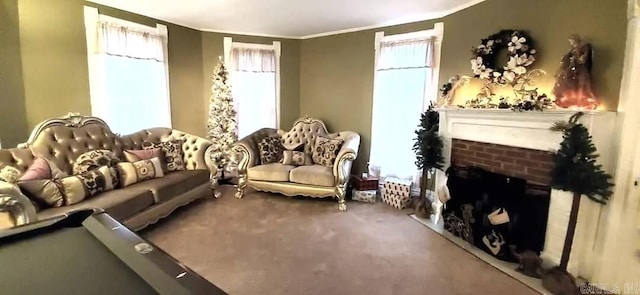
232;117;360;211
0;113;218;230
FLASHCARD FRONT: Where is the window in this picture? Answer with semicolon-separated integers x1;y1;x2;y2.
369;23;443;182
224;37;280;138
84;7;171;135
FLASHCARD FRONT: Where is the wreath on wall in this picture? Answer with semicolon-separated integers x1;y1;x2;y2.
471;30;537;86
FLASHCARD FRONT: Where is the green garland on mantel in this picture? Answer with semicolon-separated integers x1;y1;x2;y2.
438;79;555;112
457;93;555;112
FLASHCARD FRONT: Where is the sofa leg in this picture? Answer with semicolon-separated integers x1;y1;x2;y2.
336;184;347;211
209;177;221;198
338;198;347;211
235;174;247;199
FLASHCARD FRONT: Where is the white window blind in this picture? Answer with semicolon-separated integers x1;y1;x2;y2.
84;7;171;135
225;39;281;139
369;25;443;183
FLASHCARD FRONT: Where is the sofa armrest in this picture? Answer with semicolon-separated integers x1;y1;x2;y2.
0;181;37;227
333;132;361;185
233;128;279;174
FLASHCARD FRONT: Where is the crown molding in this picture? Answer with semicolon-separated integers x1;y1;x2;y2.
199;28;299;39
89;0;485;40
299;0;485;39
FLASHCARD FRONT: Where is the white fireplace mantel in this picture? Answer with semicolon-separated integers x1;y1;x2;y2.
434;108;618;279
438;109;617;158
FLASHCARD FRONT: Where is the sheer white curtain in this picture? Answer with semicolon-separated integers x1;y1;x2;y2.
230;48;277;138
369;36;435;182
86;17;171;135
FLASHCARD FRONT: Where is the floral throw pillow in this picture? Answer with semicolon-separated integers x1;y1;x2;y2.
73;150;121;175
312;136;344;167
73;150;120;188
142;139;186;172
258;136;284;165
74;165;116;197
282;150;313;166
0;165;22;183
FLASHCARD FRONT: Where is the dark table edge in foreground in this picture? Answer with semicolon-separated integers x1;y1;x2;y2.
0;209;227;295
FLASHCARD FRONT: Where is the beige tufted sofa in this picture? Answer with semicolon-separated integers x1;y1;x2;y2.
233;117;360;211
0;113;218;231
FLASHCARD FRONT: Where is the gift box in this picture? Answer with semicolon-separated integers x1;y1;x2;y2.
351;175;379;191
381;189;412;209
383;177;412;197
381;178;412;209
352;189;376;203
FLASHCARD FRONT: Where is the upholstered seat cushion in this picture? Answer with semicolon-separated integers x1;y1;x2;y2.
247;163;295;182
289;165;335;187
125;169;210;203
37;187;155;221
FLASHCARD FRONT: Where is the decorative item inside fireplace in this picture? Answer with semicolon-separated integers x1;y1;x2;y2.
443;165;551;273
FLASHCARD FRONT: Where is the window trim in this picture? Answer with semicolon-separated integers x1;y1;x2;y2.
83;6;172;129
223;37;282;129
373;22;444;110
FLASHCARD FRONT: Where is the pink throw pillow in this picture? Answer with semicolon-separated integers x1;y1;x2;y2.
124;148;162;162
19;158;66;181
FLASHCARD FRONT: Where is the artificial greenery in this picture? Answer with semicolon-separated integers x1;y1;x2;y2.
413;103;444;218
207;59;238;171
413;103;445;172
470;29;536;86
440;82;453;98
549;111;613;271
459;93;554;112
550;112;613;204
412;103;445;218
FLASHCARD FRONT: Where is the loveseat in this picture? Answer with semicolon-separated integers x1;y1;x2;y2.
233;117;360;210
0;113;217;231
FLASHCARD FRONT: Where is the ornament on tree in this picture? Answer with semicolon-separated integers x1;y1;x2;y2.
207;58;238;171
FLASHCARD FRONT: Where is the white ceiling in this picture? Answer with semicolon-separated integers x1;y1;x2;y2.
88;0;484;39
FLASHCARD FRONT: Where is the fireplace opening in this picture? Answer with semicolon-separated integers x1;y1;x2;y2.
443;139;552;263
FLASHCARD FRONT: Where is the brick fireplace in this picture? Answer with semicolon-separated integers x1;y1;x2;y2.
451;139;554;186
434;109;617;279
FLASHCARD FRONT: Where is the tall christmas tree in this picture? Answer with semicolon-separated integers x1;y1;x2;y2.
207;58;238;171
549;112;613;271
412;103;445;218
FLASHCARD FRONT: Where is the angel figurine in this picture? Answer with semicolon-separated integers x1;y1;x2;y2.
552;34;599;109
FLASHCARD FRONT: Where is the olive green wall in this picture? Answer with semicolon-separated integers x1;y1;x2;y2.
10;0;299;140
201;33;300;131
299;0;627;173
18;0;91;131
0;0;28;148
86;3;205;136
15;0;206;136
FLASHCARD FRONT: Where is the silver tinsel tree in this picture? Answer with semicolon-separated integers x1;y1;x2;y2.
207;59;237;170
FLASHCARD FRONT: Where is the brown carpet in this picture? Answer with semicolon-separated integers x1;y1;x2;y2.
141;185;538;295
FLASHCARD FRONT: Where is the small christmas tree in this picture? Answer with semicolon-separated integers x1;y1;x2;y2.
207;58;238;172
412;103;445;218
549;112;613;271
